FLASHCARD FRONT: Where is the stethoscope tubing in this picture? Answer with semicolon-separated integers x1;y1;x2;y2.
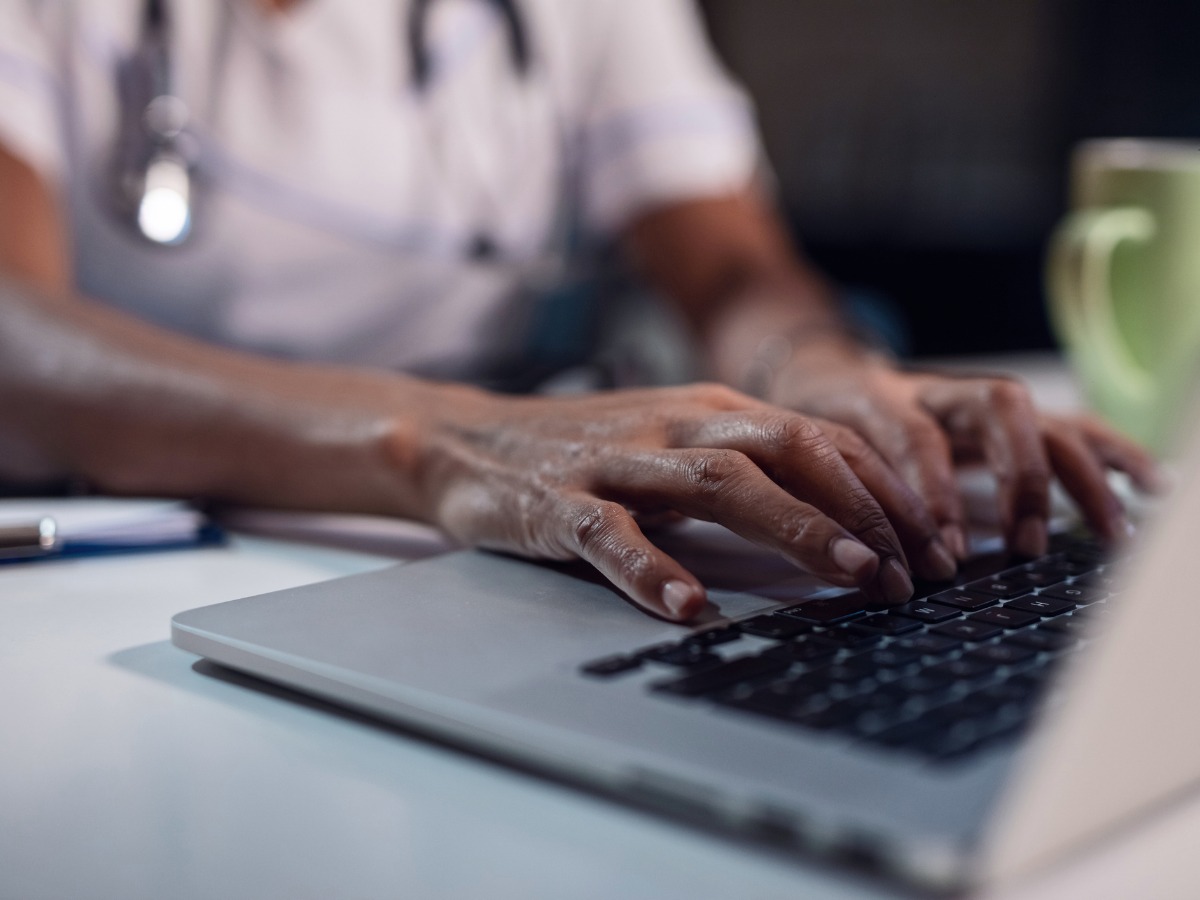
116;0;534;249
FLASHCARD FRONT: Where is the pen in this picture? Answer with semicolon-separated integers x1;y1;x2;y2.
0;517;60;560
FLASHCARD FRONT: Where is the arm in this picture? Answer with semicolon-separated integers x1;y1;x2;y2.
0;144;929;619
625;188;1162;560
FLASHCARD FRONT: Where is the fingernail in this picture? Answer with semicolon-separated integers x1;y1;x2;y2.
879;558;915;605
922;538;958;581
1012;516;1048;559
662;580;702;619
941;524;968;561
831;538;879;578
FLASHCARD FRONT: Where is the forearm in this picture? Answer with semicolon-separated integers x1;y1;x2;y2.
0;279;462;517
624;191;875;395
696;263;879;397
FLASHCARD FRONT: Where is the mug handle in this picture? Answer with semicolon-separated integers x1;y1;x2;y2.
1047;206;1158;408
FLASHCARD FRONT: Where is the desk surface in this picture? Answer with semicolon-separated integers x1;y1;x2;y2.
3;355;1197;900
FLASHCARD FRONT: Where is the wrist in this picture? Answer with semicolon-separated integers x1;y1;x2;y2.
372;377;495;522
743;325;891;402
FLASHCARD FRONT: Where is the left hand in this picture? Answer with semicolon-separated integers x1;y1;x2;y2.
766;344;1163;560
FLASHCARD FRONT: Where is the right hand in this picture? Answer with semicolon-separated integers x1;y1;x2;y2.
404;382;959;621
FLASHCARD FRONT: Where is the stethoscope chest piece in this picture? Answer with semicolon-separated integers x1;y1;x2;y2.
110;0;199;247
111;0;534;250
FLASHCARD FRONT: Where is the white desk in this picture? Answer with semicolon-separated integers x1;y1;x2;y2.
3;355;1198;900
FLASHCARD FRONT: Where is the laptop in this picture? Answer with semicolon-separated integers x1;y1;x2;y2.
170;422;1200;893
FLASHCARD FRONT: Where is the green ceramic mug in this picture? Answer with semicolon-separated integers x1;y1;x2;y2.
1048;139;1200;452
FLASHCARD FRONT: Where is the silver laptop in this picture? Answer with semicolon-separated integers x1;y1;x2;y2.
171;424;1200;893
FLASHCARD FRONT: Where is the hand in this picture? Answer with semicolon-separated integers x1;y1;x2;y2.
767;346;1162;560
407;383;960;621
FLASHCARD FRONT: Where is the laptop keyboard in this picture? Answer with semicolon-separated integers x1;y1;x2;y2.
580;534;1113;764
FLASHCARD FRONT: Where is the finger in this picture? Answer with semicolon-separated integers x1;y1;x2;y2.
559;495;708;621
925;379;1051;558
670;412;910;564
814;419;957;581
1076;415;1166;493
853;405;968;561
676;410;954;581
1042;424;1130;544
594;448;913;606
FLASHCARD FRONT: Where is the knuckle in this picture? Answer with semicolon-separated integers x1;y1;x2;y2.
841;491;894;537
831;424;872;461
571;501;623;554
688;381;747;410
774;508;820;548
894;416;946;457
985;378;1033;412
568;500;658;583
611;543;657;584
683;450;752;496
761;415;826;456
1013;463;1052;500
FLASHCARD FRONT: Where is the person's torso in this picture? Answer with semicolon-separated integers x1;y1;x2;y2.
57;0;602;379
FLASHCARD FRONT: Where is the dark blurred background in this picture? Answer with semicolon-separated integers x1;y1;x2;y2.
697;0;1200;357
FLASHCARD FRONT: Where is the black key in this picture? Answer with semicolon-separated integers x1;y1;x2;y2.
892;601;961;624
965;643;1037;667
1038;616;1093;637
759;637;839;664
933;620;1003;642
822;661;878;683
777;593;870;624
717;681;822;718
850;708;914;739
822;623;886;648
581;655;642;677
913;719;991;761
685;624;742;647
894;633;962;655
1006;570;1067;590
1073;572;1115;589
1005;629;1074;653
892;670;954;694
754;673;830;703
806;634;851;652
928;589;999;612
841;692;901;716
856;614;922;635
784;668;839;696
1008;672;1047;693
927;698;1000;731
715;690;800;719
927;657;993;682
1038;559;1096;577
873;717;941;748
795;701;863;730
965;578;1028;599
1039;583;1107;604
640;643;722;668
1005;595;1075;617
1064;547;1106;566
979;678;1039;706
949;692;1000;718
740;615;811;640
969;607;1040;630
1058;535;1105;559
653;654;793;697
866;646;922;668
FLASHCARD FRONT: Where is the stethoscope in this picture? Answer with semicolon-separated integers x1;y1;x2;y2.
112;0;533;250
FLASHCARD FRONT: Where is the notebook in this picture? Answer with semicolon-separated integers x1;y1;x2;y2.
0;497;217;561
170;424;1200;892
